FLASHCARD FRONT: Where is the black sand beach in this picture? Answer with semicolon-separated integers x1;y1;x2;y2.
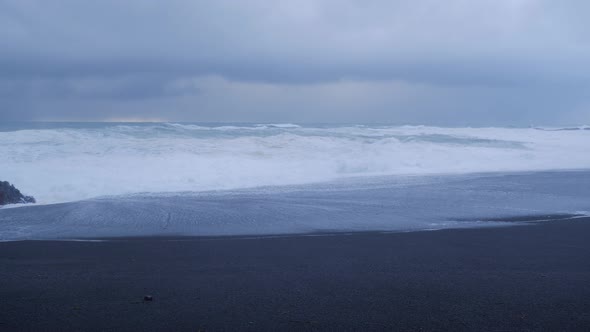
1;218;590;331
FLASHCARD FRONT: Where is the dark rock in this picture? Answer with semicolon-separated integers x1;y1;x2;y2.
143;295;153;302
0;181;36;206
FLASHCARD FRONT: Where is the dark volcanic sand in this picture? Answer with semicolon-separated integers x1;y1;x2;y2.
1;219;590;331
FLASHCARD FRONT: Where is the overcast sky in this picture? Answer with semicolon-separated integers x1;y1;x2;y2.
1;0;589;125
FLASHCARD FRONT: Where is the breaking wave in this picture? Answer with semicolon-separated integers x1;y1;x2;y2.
1;123;589;204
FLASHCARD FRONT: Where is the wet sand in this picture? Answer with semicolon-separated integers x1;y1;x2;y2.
1;218;590;331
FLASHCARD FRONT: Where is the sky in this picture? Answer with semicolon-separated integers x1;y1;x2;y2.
1;0;589;125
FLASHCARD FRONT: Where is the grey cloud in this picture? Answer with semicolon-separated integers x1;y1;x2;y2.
0;0;589;124
0;74;200;100
2;0;589;84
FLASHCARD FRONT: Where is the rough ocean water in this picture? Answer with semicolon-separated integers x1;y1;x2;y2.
1;122;589;240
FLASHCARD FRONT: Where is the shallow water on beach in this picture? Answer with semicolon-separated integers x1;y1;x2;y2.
1;170;589;240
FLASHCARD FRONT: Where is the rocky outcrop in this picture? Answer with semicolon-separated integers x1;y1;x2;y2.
0;181;36;206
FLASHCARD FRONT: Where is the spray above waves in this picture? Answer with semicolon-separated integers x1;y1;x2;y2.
1;123;589;204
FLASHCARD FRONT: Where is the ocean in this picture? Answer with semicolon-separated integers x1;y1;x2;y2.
1;122;589;240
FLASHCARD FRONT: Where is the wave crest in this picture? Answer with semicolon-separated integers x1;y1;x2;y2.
1;124;589;204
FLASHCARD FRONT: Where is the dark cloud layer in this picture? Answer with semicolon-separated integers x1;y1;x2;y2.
1;0;589;124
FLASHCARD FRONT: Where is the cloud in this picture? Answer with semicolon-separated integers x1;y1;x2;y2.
0;0;589;124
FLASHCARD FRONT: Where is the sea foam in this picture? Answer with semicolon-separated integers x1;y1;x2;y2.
1;123;589;204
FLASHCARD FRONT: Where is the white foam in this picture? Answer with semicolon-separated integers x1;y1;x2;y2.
1;124;589;204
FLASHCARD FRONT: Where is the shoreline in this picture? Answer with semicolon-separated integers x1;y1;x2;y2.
2;217;590;331
2;212;586;243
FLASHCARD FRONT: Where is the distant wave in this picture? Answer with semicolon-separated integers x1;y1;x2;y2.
534;125;590;131
255;123;302;129
1;124;589;204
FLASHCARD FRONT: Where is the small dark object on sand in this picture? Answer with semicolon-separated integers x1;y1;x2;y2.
0;181;35;206
143;295;153;302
